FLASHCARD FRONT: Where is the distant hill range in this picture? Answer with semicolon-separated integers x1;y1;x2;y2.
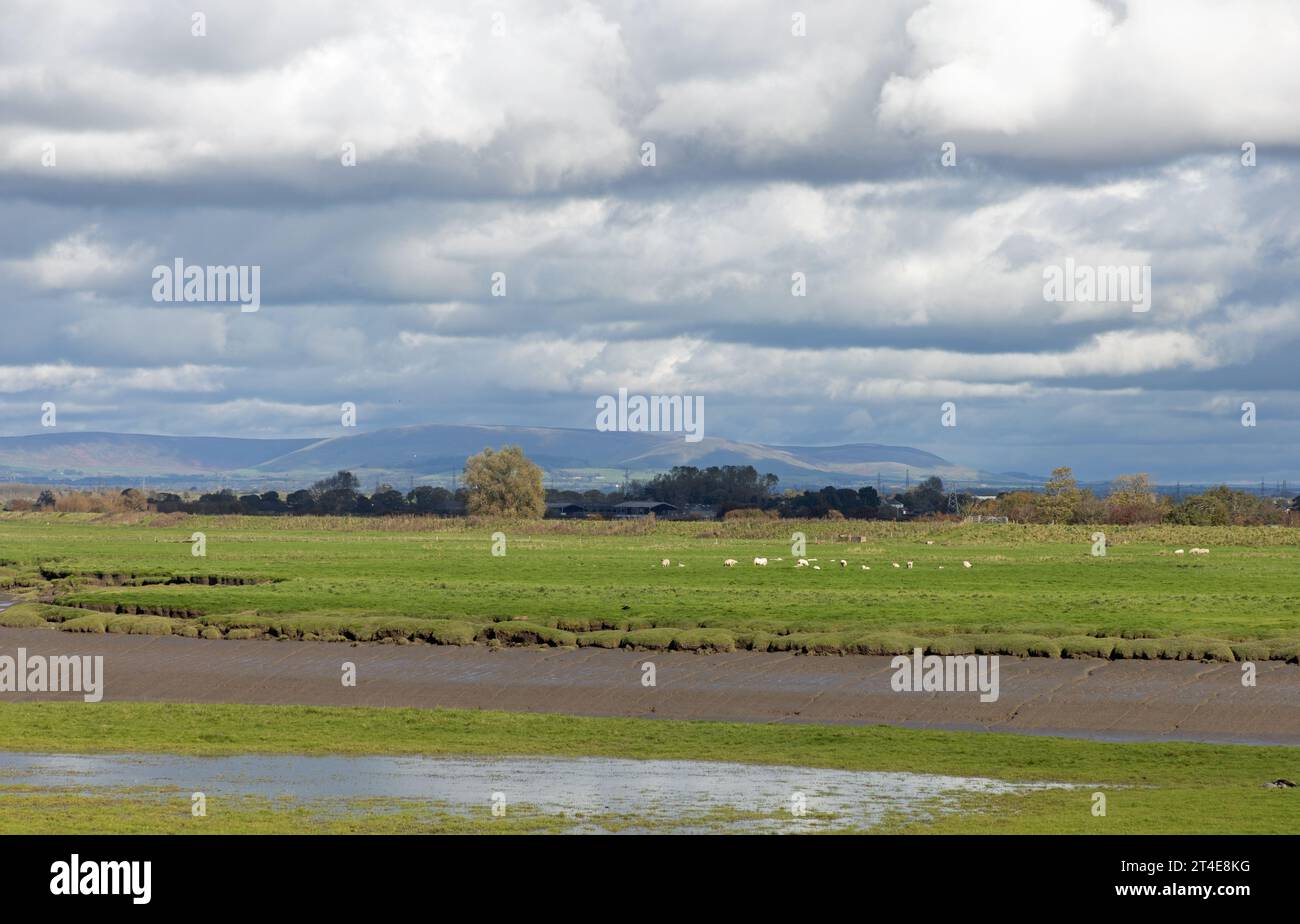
0;425;1044;491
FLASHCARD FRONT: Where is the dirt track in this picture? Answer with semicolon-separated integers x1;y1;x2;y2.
2;627;1297;745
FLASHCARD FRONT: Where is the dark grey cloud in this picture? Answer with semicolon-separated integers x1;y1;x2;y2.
1;0;1299;483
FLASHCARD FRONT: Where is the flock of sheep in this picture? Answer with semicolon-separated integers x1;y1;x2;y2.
661;557;973;570
657;545;1210;570
767;557;969;570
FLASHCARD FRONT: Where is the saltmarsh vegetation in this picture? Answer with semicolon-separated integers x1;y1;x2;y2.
2;512;1300;661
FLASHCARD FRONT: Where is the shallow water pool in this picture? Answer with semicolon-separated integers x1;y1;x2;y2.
0;750;1072;833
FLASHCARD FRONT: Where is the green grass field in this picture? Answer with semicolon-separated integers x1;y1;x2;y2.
3;512;1300;659
0;702;1294;833
2;513;1298;834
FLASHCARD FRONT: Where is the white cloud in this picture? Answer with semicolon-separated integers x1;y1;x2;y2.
0;0;636;190
7;227;152;291
0;363;229;394
879;0;1300;159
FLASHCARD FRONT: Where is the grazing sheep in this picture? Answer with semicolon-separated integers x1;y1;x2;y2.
1174;549;1185;555
861;565;870;570
839;559;848;568
892;562;900;568
723;559;738;567
906;561;914;569
925;540;934;545
962;561;972;568
813;565;821;570
796;559;810;567
678;563;685;567
661;559;671;567
753;557;768;566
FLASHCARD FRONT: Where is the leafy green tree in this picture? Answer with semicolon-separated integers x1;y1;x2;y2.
463;446;545;517
899;476;945;515
1040;466;1082;523
1179;485;1274;525
408;485;454;513
642;465;778;508
316;488;359;515
1105;473;1163;524
370;485;408;515
310;470;360;499
1167;494;1228;526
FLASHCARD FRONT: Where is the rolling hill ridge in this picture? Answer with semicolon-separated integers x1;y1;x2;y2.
0;425;1039;490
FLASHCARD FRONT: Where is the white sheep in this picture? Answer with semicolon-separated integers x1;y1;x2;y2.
925;540;934;545
906;561;914;569
813;565;821;570
962;561;972;568
723;559;738;567
660;558;671;567
861;565;870;570
753;557;768;566
796;559;809;567
892;562;900;568
1174;549;1185;555
838;559;848;567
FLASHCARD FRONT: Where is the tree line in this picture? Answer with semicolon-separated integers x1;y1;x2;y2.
11;446;549;518
6;454;1299;524
973;468;1298;526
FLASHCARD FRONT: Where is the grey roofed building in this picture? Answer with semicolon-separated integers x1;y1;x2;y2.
544;502;586;518
612;500;677;517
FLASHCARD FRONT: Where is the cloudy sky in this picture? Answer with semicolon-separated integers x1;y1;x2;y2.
1;0;1298;482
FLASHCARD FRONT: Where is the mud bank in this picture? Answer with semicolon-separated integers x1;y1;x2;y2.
0;627;1295;745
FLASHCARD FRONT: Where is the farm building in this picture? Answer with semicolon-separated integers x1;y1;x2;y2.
544;502;587;519
612;500;678;518
543;500;689;519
